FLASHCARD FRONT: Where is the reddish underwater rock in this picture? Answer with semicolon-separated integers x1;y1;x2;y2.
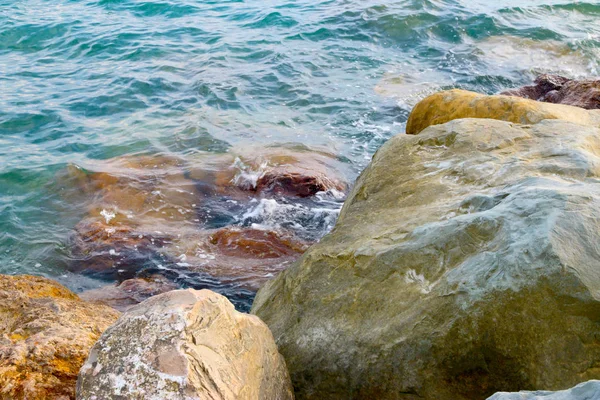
63;147;347;300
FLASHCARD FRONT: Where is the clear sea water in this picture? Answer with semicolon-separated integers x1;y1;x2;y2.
1;0;599;310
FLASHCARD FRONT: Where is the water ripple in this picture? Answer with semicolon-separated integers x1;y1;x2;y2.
0;0;599;306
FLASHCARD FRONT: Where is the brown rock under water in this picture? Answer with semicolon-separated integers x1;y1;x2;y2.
209;227;308;259
170;227;309;292
63;147;347;299
69;219;174;280
207;147;348;197
79;275;178;312
0;274;120;400
502;74;600;109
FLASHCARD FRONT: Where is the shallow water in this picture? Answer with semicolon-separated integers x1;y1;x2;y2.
1;0;599;310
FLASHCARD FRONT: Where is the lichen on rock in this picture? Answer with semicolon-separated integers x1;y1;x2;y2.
77;289;294;400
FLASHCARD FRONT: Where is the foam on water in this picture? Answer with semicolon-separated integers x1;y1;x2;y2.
1;0;599;308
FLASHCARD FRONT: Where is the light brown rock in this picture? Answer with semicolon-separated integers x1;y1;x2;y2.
406;89;600;135
0;274;120;400
77;289;294;400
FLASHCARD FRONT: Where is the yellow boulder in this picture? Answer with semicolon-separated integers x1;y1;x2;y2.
406;89;600;135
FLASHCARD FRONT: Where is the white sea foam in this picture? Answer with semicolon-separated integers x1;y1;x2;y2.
100;209;116;224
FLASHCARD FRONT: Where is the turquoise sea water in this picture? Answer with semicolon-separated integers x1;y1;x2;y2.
1;0;599;309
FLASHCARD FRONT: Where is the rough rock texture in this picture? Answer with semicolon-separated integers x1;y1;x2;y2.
487;380;600;400
502;75;600;110
0;275;120;400
405;89;600;135
77;289;294;400
252;116;600;399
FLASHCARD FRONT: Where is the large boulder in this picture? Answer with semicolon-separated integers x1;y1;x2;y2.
252;116;600;399
405;89;600;135
487;380;600;400
77;289;294;400
0;275;120;400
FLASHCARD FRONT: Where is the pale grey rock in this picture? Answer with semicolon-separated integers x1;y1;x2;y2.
77;289;293;400
487;380;600;399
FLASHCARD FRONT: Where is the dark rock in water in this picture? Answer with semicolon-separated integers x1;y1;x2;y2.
502;74;600;109
206;146;348;198
170;227;309;292
256;172;338;197
69;219;174;280
209;227;307;259
79;275;178;312
63;146;348;309
0;274;119;400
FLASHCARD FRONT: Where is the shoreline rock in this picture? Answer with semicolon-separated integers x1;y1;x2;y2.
77;289;294;400
0;274;120;400
405;89;600;135
487;380;600;399
252;96;600;399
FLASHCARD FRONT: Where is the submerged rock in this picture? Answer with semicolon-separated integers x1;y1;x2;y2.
0;275;120;400
77;289;294;400
69;219;174;280
207;146;348;197
64;146;346;297
252;115;600;399
502;75;600;110
79;275;178;312
405;89;600;135
487;380;600;400
172;227;309;292
475;36;593;78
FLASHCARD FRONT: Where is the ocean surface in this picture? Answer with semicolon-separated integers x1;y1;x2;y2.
1;0;599;310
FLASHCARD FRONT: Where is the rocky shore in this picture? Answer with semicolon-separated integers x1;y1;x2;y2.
3;77;600;399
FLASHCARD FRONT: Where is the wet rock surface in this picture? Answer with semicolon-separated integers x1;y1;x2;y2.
252;113;600;399
406;89;600;135
502;75;600;109
77;289;294;400
0;274;120;400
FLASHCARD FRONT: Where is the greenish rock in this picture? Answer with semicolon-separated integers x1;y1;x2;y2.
252;118;600;399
